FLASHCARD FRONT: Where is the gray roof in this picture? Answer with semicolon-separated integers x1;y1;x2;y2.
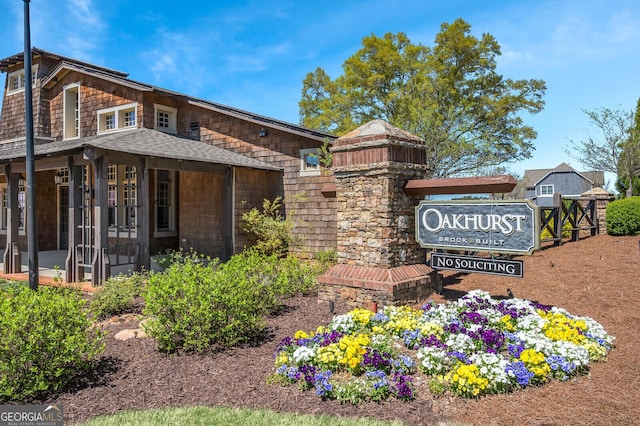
522;162;604;188
0;128;282;171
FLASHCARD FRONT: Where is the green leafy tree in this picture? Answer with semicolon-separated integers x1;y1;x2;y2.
299;19;546;177
617;98;640;197
566;106;634;194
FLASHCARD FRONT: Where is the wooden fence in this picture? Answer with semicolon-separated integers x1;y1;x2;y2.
539;194;598;246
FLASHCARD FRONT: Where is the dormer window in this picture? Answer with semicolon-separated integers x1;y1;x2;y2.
7;65;38;95
154;104;177;133
97;103;138;134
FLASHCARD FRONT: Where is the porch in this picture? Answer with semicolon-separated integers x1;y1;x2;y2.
0;249;161;289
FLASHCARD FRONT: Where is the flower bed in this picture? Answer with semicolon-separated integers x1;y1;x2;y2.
271;290;614;402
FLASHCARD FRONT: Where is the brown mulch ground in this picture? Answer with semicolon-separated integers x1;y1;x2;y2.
43;235;640;425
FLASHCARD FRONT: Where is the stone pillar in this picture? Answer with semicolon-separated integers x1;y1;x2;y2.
581;187;615;234
318;120;434;309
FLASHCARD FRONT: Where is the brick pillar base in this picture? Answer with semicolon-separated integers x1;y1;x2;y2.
317;264;436;309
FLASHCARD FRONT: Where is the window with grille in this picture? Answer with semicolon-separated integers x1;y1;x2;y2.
106;165;137;232
7;65;38;95
154;104;177;133
154;169;176;235
64;84;80;139
97;103;137;134
539;184;554;196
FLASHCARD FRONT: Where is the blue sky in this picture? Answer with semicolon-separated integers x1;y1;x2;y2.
1;0;639;187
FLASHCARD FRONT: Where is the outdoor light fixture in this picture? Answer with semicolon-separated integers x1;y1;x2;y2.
54;172;64;184
18;176;26;186
259;128;268;137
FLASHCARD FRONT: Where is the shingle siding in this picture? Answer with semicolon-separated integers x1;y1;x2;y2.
0;49;337;264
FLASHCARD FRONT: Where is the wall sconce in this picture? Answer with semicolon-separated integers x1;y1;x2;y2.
259;128;268;137
54;172;64;185
18;176;26;186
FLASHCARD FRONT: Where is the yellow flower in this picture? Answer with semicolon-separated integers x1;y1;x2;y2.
294;330;309;339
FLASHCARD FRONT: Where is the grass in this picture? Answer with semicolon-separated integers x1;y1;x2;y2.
77;406;406;426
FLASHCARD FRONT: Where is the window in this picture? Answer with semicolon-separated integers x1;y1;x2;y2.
18;182;25;231
7;65;38;95
539;184;554;196
154;169;176;236
97;103;137;134
107;165;137;234
63;84;80;139
154;104;177;133
299;148;321;176
0;182;29;233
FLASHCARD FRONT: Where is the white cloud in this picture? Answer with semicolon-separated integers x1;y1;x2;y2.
67;0;102;28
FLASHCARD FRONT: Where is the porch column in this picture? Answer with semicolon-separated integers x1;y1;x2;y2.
91;156;110;285
65;157;84;283
221;166;234;261
3;165;21;274
135;159;150;272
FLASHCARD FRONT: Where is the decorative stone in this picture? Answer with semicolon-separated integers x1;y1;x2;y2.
318;120;435;309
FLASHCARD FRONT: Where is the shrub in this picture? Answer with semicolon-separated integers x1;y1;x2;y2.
90;273;146;320
0;286;105;401
142;250;327;353
143;255;273;353
241;196;300;256
152;247;208;271
226;249;321;299
606;196;640;235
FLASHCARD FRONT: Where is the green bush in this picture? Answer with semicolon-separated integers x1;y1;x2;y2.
142;250;327;353
152;248;208;271
225;249;321;299
241;196;299;256
606;196;640;235
90;273;146;320
143;255;273;353
0;287;105;401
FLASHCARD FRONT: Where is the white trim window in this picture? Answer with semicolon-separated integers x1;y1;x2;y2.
97;103;138;134
7;65;38;95
154;104;177;133
299;148;321;177
538;184;554;196
63;84;80;139
107;165;137;235
154;169;177;237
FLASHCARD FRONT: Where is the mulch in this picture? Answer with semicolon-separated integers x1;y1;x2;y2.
19;234;640;425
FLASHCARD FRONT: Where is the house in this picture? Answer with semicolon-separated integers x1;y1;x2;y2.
522;162;605;206
0;48;337;284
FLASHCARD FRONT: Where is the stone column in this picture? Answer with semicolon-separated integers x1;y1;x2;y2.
318;120;434;309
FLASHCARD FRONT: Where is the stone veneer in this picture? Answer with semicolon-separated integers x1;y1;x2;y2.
318;120;437;309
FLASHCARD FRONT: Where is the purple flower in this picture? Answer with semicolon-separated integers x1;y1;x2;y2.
391;372;415;401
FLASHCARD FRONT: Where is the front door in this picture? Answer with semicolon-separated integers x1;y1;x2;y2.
59;185;69;249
